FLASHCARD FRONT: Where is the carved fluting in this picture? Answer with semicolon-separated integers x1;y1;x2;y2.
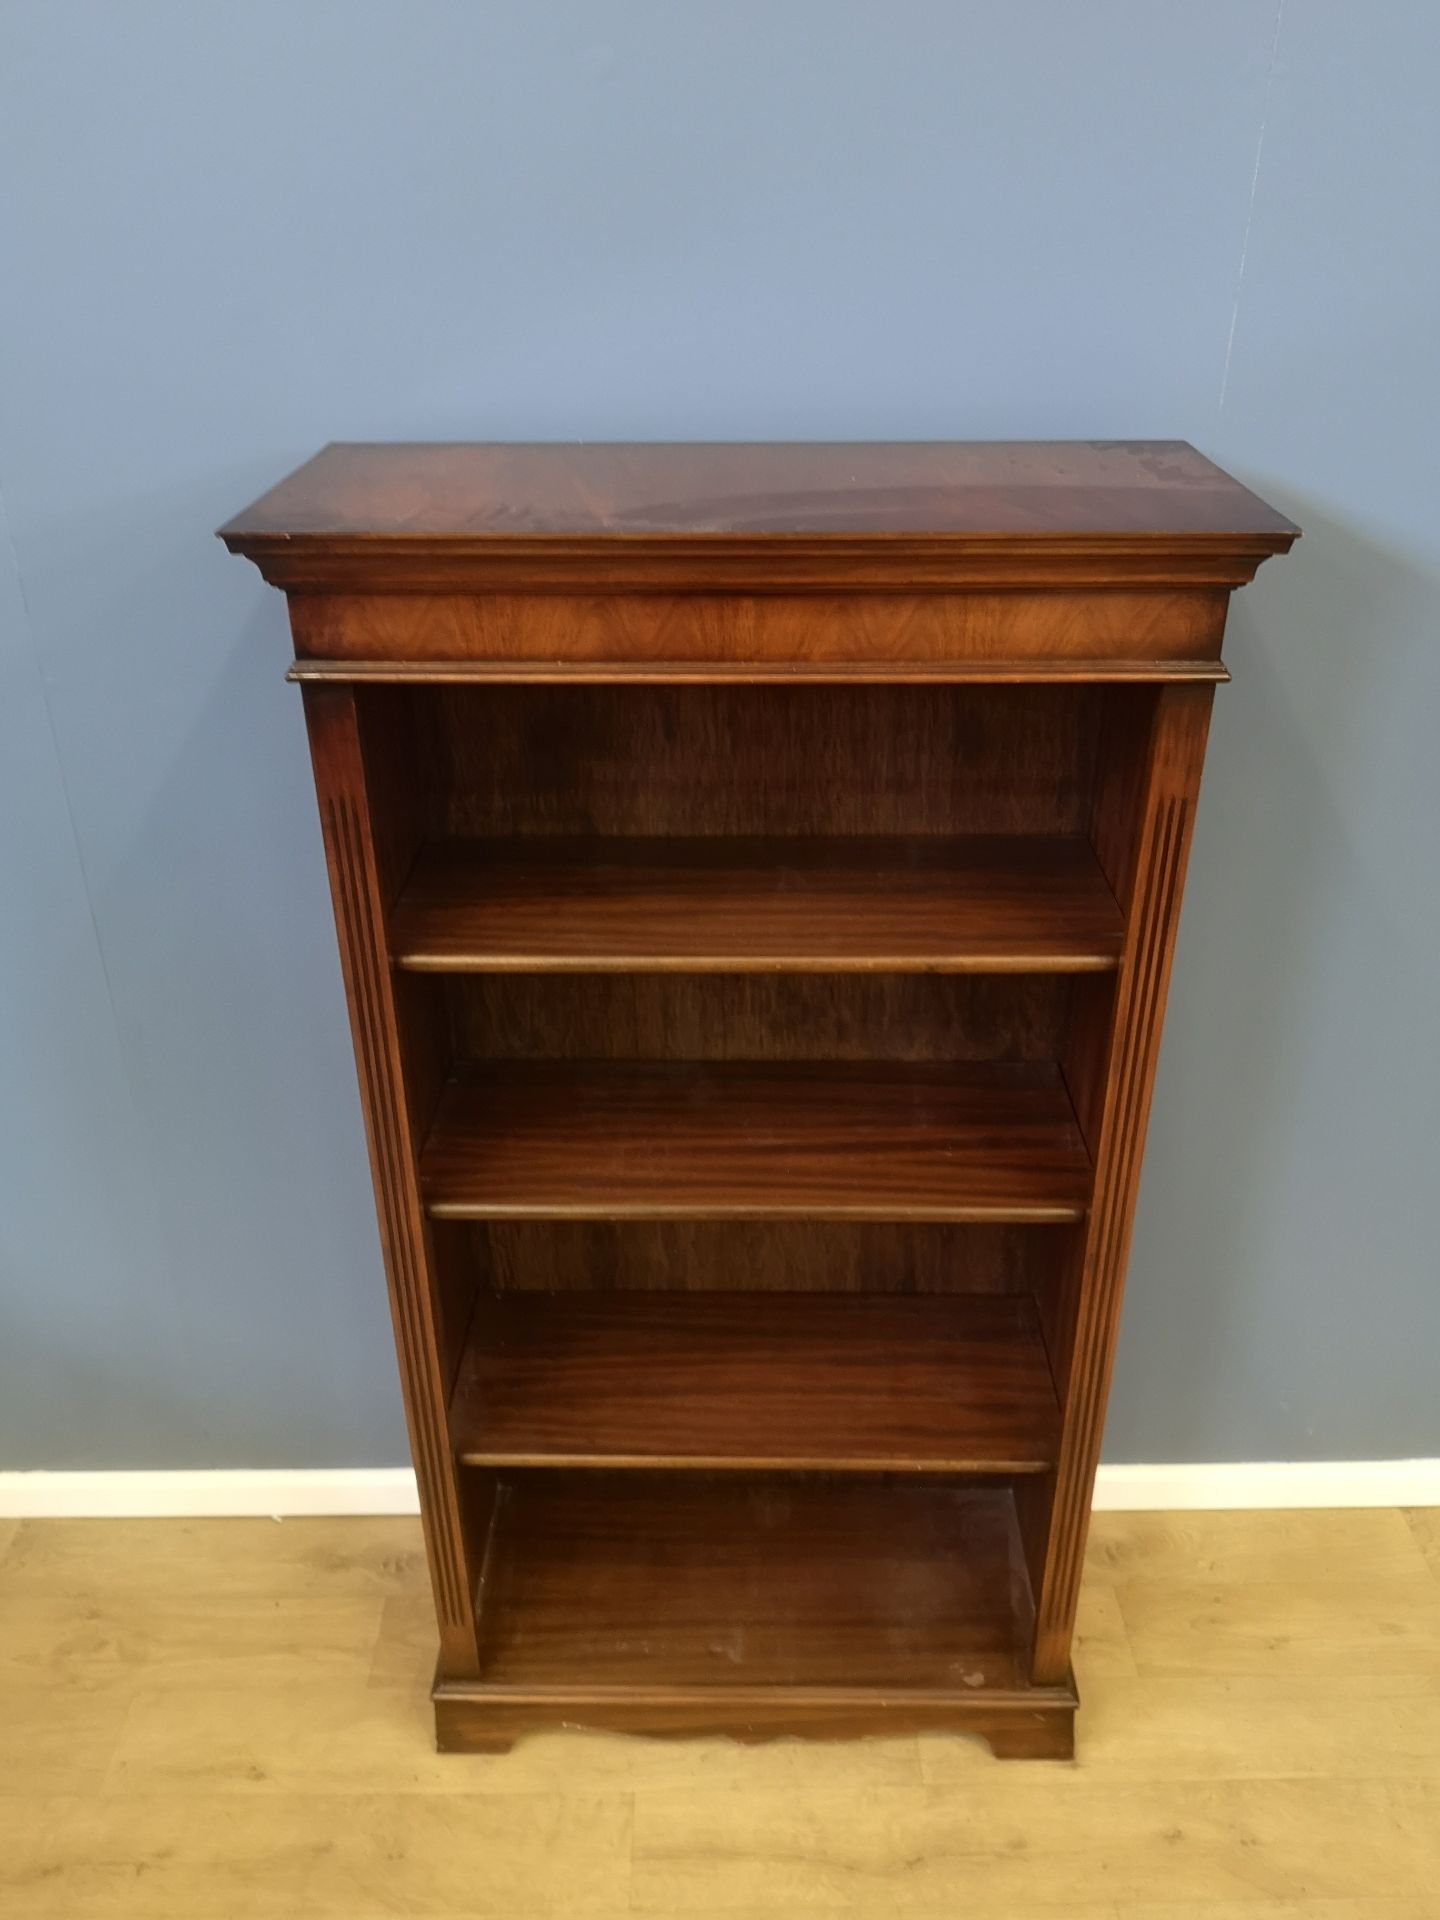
1034;793;1192;1671
325;791;467;1632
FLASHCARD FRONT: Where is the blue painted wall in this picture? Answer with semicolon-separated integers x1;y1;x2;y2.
2;1;1435;1467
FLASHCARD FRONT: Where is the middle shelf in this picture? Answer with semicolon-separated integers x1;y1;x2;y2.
420;1059;1091;1222
450;1288;1060;1473
389;834;1124;974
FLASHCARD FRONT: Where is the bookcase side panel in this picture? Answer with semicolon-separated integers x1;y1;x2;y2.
1030;682;1214;1684
302;682;482;1677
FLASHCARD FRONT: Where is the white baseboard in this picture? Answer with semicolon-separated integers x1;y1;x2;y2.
0;1460;1436;1519
0;1468;421;1519
1092;1459;1440;1511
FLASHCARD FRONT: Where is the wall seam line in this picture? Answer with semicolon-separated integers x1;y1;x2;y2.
0;476;138;1119
1217;0;1286;418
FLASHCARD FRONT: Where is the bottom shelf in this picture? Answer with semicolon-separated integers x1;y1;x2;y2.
436;1473;1076;1756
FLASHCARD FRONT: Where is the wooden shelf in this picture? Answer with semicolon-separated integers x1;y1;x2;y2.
466;1473;1040;1695
390;835;1124;973
451;1290;1059;1473
421;1060;1090;1222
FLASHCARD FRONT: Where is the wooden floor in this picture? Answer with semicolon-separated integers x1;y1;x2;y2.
2;1506;1438;1917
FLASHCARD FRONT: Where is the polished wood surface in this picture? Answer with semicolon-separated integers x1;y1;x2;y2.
450;1291;1059;1472
220;440;1302;537
450;971;1078;1065
291;654;1234;684
457;1476;1058;1732
469;1220;1068;1296
289;586;1232;670
421;1061;1090;1222
1030;685;1214;1684
220;440;1298;592
390;835;1123;974
427;683;1104;838
221;441;1296;1758
302;686;480;1675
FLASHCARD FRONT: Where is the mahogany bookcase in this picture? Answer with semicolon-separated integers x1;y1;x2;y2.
221;441;1296;1758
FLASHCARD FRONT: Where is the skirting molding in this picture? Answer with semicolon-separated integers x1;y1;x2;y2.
0;1460;1437;1519
1093;1458;1440;1511
0;1468;421;1519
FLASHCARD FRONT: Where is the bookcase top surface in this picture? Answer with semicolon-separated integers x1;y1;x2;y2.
220;441;1297;594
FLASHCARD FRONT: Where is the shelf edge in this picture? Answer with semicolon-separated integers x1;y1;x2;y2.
289;656;1232;685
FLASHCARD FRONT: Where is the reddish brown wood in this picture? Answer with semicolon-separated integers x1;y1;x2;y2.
449;974;1074;1067
390;835;1123;975
475;1478;1024;1693
470;1220;1071;1297
301;686;480;1676
421;1061;1090;1223
434;1689;1075;1757
287;588;1230;670
1030;685;1214;1683
222;440;1295;1759
291;655;1228;685
425;683;1105;839
450;1290;1059;1472
220;440;1297;592
438;1472;1073;1755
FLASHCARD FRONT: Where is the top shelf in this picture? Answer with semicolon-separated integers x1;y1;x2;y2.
389;835;1123;974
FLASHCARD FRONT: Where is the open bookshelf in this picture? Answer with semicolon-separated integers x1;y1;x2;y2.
222;441;1296;1758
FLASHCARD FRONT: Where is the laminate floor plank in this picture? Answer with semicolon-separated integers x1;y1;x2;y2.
6;1792;633;1917
0;1515;424;1599
1087;1509;1432;1585
3;1508;1439;1919
1114;1578;1440;1678
1403;1506;1440;1580
0;1590;386;1691
920;1674;1440;1782
0;1686;134;1794
625;1777;1440;1910
1119;1906;1439;1919
105;1682;925;1798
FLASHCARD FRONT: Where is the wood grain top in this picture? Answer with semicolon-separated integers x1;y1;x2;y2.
220;441;1298;591
389;835;1125;974
223;441;1296;538
420;1059;1090;1222
451;1290;1059;1473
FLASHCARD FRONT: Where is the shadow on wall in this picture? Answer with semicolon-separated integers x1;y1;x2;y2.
1107;492;1440;1462
0;458;410;1471
107;578;410;1469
